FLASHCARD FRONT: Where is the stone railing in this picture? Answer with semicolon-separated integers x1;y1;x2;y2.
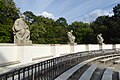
0;49;118;80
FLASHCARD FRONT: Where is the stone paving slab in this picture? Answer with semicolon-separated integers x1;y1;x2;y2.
79;64;97;80
55;62;86;80
101;68;113;80
119;71;120;80
55;53;118;80
55;56;101;80
100;56;120;63
114;59;120;64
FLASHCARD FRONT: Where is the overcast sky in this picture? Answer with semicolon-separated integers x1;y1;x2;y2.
14;0;120;23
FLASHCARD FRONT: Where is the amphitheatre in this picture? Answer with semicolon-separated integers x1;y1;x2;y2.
0;1;120;80
0;30;120;80
1;22;120;80
0;11;120;80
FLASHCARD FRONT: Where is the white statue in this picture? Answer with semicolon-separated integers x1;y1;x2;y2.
12;14;32;45
67;30;76;44
97;33;104;44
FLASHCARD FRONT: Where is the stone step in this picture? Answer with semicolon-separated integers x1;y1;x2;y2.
78;64;97;80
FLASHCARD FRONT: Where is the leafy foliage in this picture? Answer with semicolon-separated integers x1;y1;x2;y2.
0;0;19;43
113;4;120;18
68;21;93;44
1;1;120;44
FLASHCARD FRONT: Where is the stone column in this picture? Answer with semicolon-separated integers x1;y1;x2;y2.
70;44;74;53
85;44;89;51
112;44;116;49
51;44;56;56
99;44;102;50
17;46;32;64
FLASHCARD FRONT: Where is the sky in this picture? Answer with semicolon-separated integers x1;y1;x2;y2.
14;0;120;23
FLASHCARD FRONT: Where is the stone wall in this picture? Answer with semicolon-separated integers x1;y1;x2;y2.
0;44;119;65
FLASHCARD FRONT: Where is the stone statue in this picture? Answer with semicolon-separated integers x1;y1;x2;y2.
97;33;104;44
67;30;76;44
12;14;32;45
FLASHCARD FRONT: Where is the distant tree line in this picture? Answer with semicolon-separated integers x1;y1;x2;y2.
0;0;19;43
0;0;120;44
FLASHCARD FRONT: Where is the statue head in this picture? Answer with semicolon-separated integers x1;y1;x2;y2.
97;33;104;44
99;33;102;36
71;30;73;33
19;13;25;19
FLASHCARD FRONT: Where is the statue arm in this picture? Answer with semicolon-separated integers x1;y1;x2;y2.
13;20;23;32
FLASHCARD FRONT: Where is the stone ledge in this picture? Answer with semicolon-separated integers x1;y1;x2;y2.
32;55;54;61
0;61;20;67
0;43;16;46
15;40;32;46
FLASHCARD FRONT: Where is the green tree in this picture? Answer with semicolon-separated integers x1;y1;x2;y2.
23;11;36;23
30;23;47;44
56;17;68;26
52;17;68;43
0;0;19;43
68;21;93;44
91;3;120;44
113;4;120;18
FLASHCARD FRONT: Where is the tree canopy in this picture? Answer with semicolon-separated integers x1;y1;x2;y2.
0;1;120;44
0;0;19;43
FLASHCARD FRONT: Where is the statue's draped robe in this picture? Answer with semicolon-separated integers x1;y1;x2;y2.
12;18;30;41
67;32;75;44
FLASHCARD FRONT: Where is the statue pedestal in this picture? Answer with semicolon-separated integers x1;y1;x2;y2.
68;43;77;53
15;40;32;46
99;44;102;50
68;42;77;45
